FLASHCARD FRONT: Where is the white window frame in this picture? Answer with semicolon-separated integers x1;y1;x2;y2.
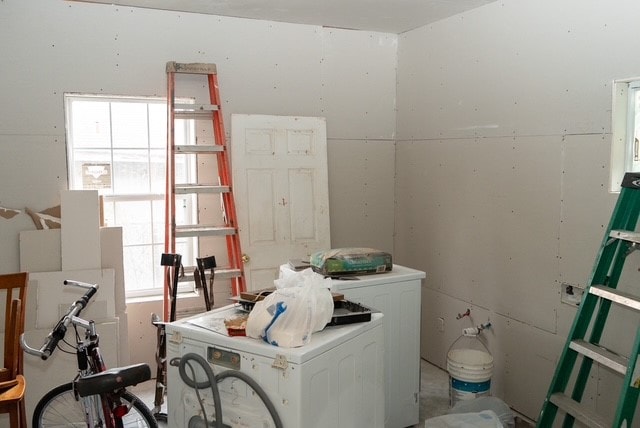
64;93;197;298
610;78;640;192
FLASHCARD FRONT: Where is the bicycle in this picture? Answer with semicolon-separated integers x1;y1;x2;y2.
21;279;158;428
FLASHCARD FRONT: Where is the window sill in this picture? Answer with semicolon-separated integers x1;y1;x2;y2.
126;292;200;305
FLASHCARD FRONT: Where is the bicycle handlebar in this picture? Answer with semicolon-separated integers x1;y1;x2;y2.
64;280;99;311
21;280;99;360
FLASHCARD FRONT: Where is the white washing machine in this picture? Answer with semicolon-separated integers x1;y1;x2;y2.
166;304;385;428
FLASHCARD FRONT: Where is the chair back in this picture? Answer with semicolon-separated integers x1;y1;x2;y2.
0;273;28;381
5;299;22;380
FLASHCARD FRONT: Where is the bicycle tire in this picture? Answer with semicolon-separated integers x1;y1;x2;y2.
33;382;158;428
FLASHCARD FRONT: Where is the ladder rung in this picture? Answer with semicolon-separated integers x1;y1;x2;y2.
175;225;236;238
175;103;219;112
178;267;242;282
175;145;224;154
174;111;215;120
590;285;640;311
549;393;608;428
166;61;217;75
609;229;640;244
175;184;230;195
569;339;628;374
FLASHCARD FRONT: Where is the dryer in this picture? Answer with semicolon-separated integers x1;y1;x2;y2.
281;264;425;427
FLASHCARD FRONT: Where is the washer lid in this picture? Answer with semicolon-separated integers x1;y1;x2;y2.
166;304;383;365
329;264;426;290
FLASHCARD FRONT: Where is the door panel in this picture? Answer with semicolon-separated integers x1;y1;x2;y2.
231;114;330;290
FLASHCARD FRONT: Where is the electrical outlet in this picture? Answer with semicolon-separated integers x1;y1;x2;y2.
561;283;584;306
437;317;445;332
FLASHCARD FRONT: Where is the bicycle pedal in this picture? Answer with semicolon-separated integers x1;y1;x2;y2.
154;412;168;422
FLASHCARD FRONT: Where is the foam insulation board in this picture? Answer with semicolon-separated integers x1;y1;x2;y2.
29;269;116;329
24;280;39;332
19;229;62;273
61;190;101;271
0;208;34;273
100;227;126;314
100;226;129;365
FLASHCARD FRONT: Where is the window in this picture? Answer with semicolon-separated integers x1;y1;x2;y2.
65;94;196;298
610;79;640;192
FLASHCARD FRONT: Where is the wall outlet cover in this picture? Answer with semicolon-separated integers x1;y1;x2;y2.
561;283;584;307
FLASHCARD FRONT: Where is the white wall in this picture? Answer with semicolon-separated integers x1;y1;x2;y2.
396;0;640;420
0;1;397;420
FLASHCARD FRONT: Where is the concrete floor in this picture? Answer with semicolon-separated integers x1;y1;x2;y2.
132;358;535;427
418;358;453;424
417;359;535;427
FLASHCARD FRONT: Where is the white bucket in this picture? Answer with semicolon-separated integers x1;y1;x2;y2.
447;348;494;406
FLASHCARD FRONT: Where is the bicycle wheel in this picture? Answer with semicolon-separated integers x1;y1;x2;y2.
33;382;158;428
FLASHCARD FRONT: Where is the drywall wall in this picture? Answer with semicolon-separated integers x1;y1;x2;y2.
396;0;640;420
0;0;397;404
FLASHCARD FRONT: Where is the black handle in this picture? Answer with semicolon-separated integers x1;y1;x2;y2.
41;324;67;360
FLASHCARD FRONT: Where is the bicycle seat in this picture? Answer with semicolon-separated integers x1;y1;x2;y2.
75;363;151;397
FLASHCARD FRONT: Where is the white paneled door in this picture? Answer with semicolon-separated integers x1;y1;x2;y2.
231;114;330;290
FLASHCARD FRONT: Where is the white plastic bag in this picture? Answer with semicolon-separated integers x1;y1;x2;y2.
424;410;504;428
246;268;334;347
449;397;514;428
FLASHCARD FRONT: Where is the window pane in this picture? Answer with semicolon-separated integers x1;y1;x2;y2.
112;102;149;149
149;103;167;149
69;100;111;149
152;246;167;289
630;87;640;172
175;195;196;225
71;149;113;194
152;199;165;243
175;119;190;146
112;149;150;194
635;89;640;160
114;200;152;246
176;239;196;268
124;245;154;292
150;148;165;194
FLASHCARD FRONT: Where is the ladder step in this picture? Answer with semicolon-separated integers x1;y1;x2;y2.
175;145;224;154
590;285;640;311
569;339;628;374
175;184;230;195
175;103;219;112
609;229;640;244
174;111;215;120
178;267;242;283
549;393;608;428
166;61;217;75
175;225;236;238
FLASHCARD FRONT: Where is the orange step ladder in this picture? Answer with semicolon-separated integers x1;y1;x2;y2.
163;61;246;320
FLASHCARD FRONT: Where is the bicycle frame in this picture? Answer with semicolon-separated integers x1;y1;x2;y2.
22;280;154;428
72;316;118;427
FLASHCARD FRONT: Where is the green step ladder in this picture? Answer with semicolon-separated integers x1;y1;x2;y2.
537;172;640;428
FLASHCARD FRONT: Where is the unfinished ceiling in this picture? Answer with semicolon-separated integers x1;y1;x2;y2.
73;0;497;33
